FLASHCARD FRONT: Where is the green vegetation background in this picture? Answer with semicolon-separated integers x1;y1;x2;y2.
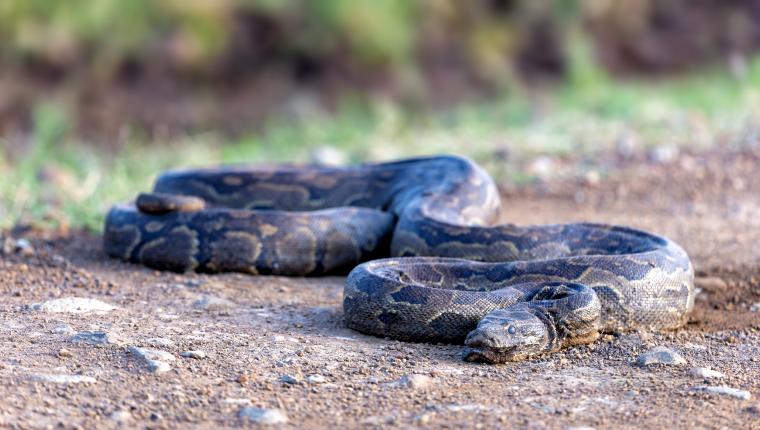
1;1;760;230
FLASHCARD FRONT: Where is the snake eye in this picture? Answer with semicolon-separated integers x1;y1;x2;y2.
507;325;516;334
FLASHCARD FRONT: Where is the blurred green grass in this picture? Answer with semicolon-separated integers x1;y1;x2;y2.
3;51;760;231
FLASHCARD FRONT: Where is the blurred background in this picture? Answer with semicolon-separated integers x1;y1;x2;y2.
2;0;760;230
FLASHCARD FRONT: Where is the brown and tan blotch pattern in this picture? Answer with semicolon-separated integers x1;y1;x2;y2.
104;155;694;362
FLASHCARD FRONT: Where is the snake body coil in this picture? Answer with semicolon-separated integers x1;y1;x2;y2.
105;155;694;362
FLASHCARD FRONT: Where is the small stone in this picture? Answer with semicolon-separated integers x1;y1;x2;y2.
417;413;432;425
392;374;434;389
239;407;288;425
751;302;760;312
129;347;175;373
746;404;760;415
129;346;175;362
31;374;97;384
693;385;751;400
143;337;175;348
636;346;686;367
307;374;326;384
14;238;34;256
695;276;728;292
29;297;117;314
57;348;73;358
70;331;121;346
52;323;75;335
689;367;725;379
279;375;299;385
147;360;172;373
1;237;13;254
180;350;207;359
192;295;236;311
109;409;132;424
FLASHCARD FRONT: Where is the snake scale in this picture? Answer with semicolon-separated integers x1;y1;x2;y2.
104;155;694;362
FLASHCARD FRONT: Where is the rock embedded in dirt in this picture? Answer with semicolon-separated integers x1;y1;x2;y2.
143;337;176;348
13;238;34;256
29;297;117;314
239;407;288;425
693;385;752;400
129;347;176;374
180;350;207;359
147;360;172;373
695;276;728;292
280;375;299;385
392;374;435;389
307;374;326;384
71;331;122;346
192;295;236;311
109;409;133;425
689;367;725;379
636;346;687;367
31;374;97;384
52;323;75;335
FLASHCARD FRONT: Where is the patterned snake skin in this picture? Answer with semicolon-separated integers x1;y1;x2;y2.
104;155;694;362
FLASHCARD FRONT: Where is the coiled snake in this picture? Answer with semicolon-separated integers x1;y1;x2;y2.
104;155;694;362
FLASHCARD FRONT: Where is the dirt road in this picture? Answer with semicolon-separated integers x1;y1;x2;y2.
1;149;759;429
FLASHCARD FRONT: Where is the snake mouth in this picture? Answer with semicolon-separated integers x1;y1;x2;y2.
462;346;520;364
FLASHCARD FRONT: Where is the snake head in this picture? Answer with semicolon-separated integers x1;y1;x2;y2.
463;307;549;363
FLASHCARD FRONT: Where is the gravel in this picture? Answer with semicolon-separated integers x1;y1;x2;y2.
636;346;687;367
28;297;117;314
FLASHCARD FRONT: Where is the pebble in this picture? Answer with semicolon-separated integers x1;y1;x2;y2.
192;295;236;311
52;323;75;335
129;346;175;361
636;346;687;367
70;331;122;346
57;348;73;358
180;350;207;359
746;404;760;415
129;347;176;374
14;238;34;256
307;374;326;384
147;360;172;373
689;367;725;379
695;276;728;292
1;237;13;254
29;297;117;314
280;375;299;385
751;302;760;312
31;373;97;384
143;337;176;348
392;374;434;389
239;407;288;425
693;385;752;400
109;409;133;424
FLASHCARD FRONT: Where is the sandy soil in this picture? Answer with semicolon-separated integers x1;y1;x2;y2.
1;149;759;429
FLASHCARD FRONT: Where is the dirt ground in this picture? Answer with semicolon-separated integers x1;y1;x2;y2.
1;148;759;429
